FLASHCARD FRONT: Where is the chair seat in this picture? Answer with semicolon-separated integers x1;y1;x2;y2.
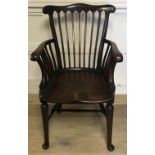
40;70;114;103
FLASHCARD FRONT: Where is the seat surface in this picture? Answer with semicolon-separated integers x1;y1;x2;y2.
40;70;113;103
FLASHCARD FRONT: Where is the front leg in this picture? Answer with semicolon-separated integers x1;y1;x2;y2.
57;104;62;113
106;103;115;151
41;101;49;149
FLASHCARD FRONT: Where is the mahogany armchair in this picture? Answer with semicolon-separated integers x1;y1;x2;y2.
31;3;123;152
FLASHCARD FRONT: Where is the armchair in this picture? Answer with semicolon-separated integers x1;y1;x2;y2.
31;3;123;151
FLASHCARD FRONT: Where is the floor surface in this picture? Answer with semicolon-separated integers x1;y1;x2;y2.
28;95;127;155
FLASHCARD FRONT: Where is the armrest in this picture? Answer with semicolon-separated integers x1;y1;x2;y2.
103;39;123;93
30;39;55;90
31;39;55;61
104;39;123;62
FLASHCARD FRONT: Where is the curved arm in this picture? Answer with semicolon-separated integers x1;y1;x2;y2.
103;39;123;93
104;39;123;62
30;39;56;90
31;39;55;61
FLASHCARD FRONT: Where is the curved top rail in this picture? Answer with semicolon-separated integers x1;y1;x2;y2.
43;3;116;13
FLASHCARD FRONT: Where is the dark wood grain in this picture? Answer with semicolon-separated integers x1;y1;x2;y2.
41;102;49;149
88;12;94;68
43;3;116;13
57;12;66;68
106;104;115;151
79;12;81;67
83;12;87;68
49;14;62;69
71;12;76;67
97;13;110;68
30;3;123;152
40;70;114;104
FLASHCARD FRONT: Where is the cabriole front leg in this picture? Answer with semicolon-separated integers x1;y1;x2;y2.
41;102;49;150
106;103;115;151
57;104;62;113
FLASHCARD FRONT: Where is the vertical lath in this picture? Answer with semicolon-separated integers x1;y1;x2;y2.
49;14;62;69
97;13;110;68
64;12;71;68
83;12;87;68
57;12;66;68
88;12;94;68
48;43;57;70
78;12;81;68
44;46;54;72
47;6;111;70
71;12;76;67
93;11;101;68
102;43;111;68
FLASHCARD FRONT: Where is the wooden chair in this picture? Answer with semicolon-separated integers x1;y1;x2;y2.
31;3;123;152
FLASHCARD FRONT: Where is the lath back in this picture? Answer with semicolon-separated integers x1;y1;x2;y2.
43;3;115;69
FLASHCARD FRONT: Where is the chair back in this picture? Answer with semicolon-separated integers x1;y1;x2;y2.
43;3;115;69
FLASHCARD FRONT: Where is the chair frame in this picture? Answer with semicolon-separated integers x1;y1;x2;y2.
31;3;123;152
